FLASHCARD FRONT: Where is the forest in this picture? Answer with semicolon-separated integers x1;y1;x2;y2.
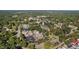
0;10;79;49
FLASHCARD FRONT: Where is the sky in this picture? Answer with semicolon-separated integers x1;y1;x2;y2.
0;0;79;10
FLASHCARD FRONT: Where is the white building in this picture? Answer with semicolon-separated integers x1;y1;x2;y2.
22;24;29;30
33;30;43;41
35;43;44;49
54;23;63;29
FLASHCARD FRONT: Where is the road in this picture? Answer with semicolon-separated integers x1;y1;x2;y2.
53;39;70;49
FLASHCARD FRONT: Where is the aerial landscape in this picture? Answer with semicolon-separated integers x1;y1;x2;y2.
0;10;79;49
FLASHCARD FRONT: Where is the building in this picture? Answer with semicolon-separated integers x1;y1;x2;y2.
33;30;43;41
22;24;29;31
35;43;44;49
68;39;79;49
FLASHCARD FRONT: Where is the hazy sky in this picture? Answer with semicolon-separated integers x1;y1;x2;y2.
0;0;79;10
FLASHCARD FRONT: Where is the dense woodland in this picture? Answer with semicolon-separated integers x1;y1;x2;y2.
0;10;79;49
